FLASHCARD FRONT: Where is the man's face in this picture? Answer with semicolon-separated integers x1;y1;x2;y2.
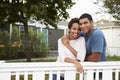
79;18;93;34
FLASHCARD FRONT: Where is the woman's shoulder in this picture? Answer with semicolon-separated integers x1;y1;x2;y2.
77;36;85;40
58;38;62;43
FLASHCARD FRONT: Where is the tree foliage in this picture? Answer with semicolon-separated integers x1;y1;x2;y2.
103;0;120;20
0;0;75;61
0;0;74;28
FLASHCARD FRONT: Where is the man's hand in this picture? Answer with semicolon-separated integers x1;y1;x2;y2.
61;35;69;46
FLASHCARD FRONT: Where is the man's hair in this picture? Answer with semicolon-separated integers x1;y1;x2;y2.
79;13;93;21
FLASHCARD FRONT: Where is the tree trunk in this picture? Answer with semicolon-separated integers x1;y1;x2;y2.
20;11;31;62
23;22;31;62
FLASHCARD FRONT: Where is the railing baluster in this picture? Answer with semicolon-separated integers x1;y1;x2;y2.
96;70;99;80
49;71;53;80
79;72;83;80
57;71;60;80
103;69;112;80
65;71;76;80
33;71;45;80
85;70;94;80
115;69;119;80
16;72;20;80
24;72;28;80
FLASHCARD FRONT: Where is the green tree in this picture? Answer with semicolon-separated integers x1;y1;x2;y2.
0;0;74;61
103;0;120;20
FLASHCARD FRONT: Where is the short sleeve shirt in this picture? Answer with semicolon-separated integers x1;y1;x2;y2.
81;28;107;61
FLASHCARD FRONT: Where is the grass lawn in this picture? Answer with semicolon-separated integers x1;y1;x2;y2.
107;55;120;61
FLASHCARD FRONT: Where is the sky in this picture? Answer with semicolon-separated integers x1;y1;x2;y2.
67;0;113;22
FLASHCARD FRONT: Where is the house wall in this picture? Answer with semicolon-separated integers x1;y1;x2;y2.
48;29;64;50
100;26;120;56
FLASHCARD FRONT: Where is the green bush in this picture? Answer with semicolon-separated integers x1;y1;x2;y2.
19;28;50;58
0;25;50;59
0;26;20;60
28;29;50;58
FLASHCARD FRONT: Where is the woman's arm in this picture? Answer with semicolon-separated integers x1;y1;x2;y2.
61;37;78;57
76;37;86;61
58;39;67;62
62;37;86;61
64;57;83;73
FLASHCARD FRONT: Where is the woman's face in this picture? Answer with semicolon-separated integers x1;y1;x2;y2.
69;23;81;40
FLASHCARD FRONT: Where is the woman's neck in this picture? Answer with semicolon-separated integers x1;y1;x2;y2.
69;36;77;40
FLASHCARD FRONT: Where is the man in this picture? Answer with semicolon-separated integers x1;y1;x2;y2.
79;13;107;80
79;13;107;62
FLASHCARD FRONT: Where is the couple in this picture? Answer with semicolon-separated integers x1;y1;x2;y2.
53;13;107;80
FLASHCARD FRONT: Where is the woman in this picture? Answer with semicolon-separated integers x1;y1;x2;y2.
53;18;86;80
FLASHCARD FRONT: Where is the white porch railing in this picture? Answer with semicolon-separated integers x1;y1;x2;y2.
0;61;120;80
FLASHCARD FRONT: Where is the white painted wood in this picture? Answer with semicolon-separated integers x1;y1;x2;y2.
79;72;83;80
65;71;76;80
115;69;119;80
24;72;28;80
16;72;20;80
102;69;112;80
49;71;53;80
0;62;120;80
0;72;11;80
85;70;94;80
33;71;45;80
96;70;99;80
0;60;5;63
57;71;60;80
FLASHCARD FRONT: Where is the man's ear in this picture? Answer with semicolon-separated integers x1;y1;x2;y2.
90;20;93;23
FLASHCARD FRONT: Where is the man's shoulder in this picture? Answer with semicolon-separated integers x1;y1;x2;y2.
92;28;104;36
93;28;102;33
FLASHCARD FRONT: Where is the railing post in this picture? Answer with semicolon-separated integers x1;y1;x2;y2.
0;72;11;80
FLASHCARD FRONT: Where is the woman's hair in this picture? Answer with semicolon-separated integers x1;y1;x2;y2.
68;18;79;29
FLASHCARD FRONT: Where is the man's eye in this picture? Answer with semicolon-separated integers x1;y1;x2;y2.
79;23;82;25
84;22;87;24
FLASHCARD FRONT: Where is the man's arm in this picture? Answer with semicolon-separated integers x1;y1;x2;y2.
85;52;102;62
61;37;78;57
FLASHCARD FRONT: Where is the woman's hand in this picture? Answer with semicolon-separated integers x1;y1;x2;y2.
74;60;83;73
65;57;83;73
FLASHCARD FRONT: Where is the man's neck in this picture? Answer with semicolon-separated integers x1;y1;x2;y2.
86;28;94;36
